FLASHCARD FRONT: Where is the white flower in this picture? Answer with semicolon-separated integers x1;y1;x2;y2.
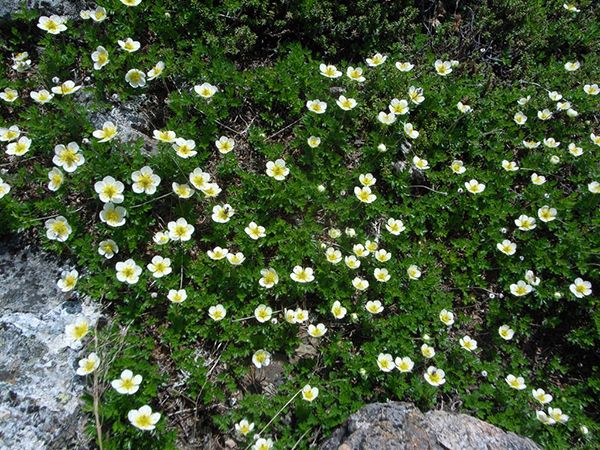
408;86;425;104
157;227;176;243
531;173;546;185
65;317;89;345
523;140;541;149
76;353;100;376
464;179;485;194
212;204;235;223
569;278;592;298
373;268;390;283
497;240;517;256
57;269;79;292
234;419;255;436
346;66;365;82
259;268;279;288
498;325;514;340
266;159;290;180
118;38;141;53
325;247;342;264
307;136;321;147
366;300;384;314
515;214;536;231
377;353;394;372
331;300;347;319
30;89;54;104
459;335;478;352
510;280;533;297
121;0;143;6
543;137;560;148
536;410;556;426
128;405;161;431
568;143;583;157
6;136;32;156
377;111;396;125
167;289;187;303
352;277;369;291
588;181;600;193
94;176;125;203
172;182;193;199
354;186;376;204
252;438;274;450
513;112;527;125
52;80;82;95
252;349;271;368
132;166;161;194
392;357;414;375
254;304;273;323
194;82;218;98
374;249;391;263
306;99;327;114
537;206;557;223
457;101;472;113
308;323;327;337
115;259;142;284
89;6;107;22
111;370;142;394
147;256;172;278
421;344;435;358
0;178;10;199
532;388;553;405
344;255;360;269
53;142;84;172
0;88;18;103
413;155;429;170
548;407;569;424
336;95;357;111
434;60;452;76
93;121;118;142
37;15;67;35
403;122;419;139
98;240;118;259
389;98;409;115
45;216;72;242
0;125;20;142
564;61;580;72
245;222;266;240
208;304;227;321
407;264;421;280
386;218;405;235
301;384;319;402
439;309;455;326
215;136;235;154
154;129;177;143
319;64;342;78
290;266;314;283
583;83;599;95
424;366;446;386
366;53;387;66
505;374;526;390
226;252;245;266
537;109;553;121
207;246;229;260
147;61;165;80
99;202;127;227
395;61;414;72
168;218;195;241
91;46;109;70
502;160;519;172
173;138;197;158
125;69;146;88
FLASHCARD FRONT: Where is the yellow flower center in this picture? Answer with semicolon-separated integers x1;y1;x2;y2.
52;222;68;235
135;414;152;428
121;378;134;390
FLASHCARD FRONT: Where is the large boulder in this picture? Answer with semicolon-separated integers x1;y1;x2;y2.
320;402;540;450
0;236;100;449
0;0;82;19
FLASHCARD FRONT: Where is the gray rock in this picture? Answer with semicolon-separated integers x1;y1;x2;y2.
0;0;83;19
319;402;540;450
0;236;100;450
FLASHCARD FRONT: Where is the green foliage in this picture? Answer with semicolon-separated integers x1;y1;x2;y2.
0;1;599;449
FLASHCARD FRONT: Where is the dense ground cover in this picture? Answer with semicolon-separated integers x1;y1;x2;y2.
1;1;599;448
